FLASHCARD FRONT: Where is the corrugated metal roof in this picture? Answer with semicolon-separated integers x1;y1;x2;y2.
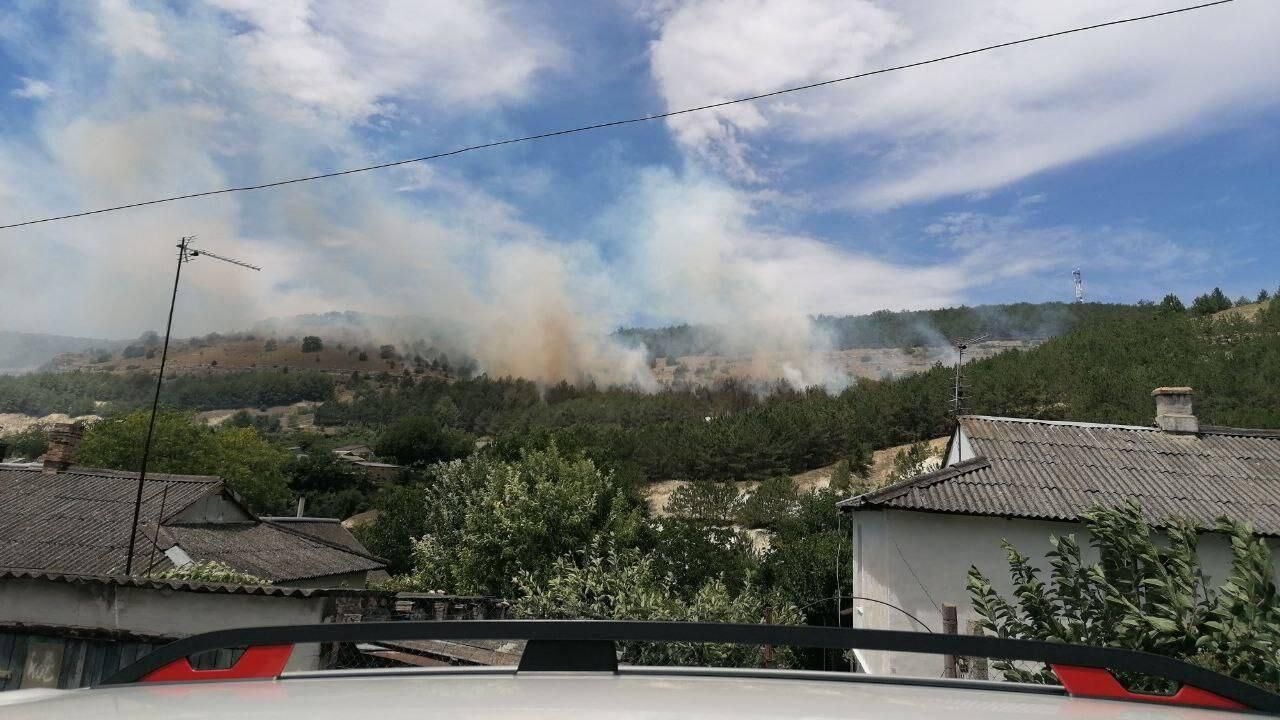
167;522;385;582
0;466;220;575
839;417;1280;534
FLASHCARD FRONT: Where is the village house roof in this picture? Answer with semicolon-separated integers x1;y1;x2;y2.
837;415;1280;535
0;464;386;582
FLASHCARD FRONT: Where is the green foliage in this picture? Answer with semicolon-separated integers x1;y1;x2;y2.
77;410;291;513
352;484;430;575
0;369;333;416
736;476;799;529
1;425;49;459
666;482;742;523
885;441;938;484
392;446;642;596
1159;294;1186;313
645;519;758;594
154;560;270;585
301;336;323;352
287;454;375;519
1190;287;1233;316
513;544;802;667
967;504;1280;691
375;415;472;466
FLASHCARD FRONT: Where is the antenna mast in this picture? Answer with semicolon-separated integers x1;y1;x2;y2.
1073;267;1085;304
950;334;989;462
123;236;261;575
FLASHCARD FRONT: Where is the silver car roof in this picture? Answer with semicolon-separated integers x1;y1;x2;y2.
0;668;1254;720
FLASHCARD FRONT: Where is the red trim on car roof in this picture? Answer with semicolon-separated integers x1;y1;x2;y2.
1051;664;1246;711
143;645;294;683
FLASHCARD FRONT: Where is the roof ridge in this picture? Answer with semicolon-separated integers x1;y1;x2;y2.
962;415;1157;431
837;457;991;509
1199;425;1280;439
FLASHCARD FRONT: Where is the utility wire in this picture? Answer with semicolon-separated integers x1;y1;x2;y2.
0;0;1232;231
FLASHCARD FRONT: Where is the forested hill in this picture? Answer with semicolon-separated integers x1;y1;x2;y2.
615;302;1149;358
314;298;1280;484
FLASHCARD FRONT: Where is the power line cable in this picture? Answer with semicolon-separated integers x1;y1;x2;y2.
0;0;1232;231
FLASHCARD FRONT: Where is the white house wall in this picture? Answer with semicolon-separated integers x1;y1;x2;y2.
849;508;1280;678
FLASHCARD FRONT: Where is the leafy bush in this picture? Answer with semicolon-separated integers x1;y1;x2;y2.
514;543;801;667
154;560;270;585
666;482;742;523
967;504;1280;692
388;445;641;596
375;415;472;466
1;425;49;459
301;336;323;353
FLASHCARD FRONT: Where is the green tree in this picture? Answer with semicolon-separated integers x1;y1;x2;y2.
352;484;430;575
264;339;278;352
390;446;642;596
301;336;323;353
1258;289;1272;304
885;441;937;484
1158;294;1186;313
375;415;472;466
77;410;290;513
665;482;742;523
736;476;799;529
967;504;1280;691
2;426;49;460
513;544;801;667
1190;287;1233;316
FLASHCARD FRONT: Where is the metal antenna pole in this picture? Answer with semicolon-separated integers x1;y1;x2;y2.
124;236;191;575
123;237;260;575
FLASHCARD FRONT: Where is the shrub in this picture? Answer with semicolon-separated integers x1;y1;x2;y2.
154;560;270;585
301;336;323;353
967;504;1280;692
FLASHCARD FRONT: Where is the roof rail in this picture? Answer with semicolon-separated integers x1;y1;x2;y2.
102;620;1279;712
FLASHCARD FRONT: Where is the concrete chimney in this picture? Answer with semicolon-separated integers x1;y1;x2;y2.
1153;387;1198;434
42;422;85;474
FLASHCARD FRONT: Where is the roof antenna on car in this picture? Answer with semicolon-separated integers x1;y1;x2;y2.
123;236;261;576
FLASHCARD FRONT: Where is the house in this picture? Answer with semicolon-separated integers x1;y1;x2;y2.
332;444;376;460
837;387;1280;678
0;424;387;588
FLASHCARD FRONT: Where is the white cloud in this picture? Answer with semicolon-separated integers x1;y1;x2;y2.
648;0;1280;208
96;0;172;59
11;77;52;100
206;0;564;121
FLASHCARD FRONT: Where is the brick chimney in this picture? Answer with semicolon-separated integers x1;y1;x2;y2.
1153;387;1198;434
42;422;85;474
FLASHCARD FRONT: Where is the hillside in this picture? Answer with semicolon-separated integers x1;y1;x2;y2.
0;331;110;374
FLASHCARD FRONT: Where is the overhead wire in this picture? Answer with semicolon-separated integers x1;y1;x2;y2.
0;0;1233;231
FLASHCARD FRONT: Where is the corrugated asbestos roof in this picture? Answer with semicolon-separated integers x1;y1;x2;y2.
0;568;388;597
0;466;220;575
167;521;385;582
261;517;380;558
839;417;1280;535
0;466;386;581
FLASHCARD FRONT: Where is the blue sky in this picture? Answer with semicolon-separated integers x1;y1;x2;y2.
0;1;1277;379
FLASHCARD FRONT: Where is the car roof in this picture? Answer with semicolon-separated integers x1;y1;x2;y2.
0;669;1253;720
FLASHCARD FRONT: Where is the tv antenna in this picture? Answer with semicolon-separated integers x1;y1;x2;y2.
1073;267;1085;304
950;334;989;462
124;236;261;575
